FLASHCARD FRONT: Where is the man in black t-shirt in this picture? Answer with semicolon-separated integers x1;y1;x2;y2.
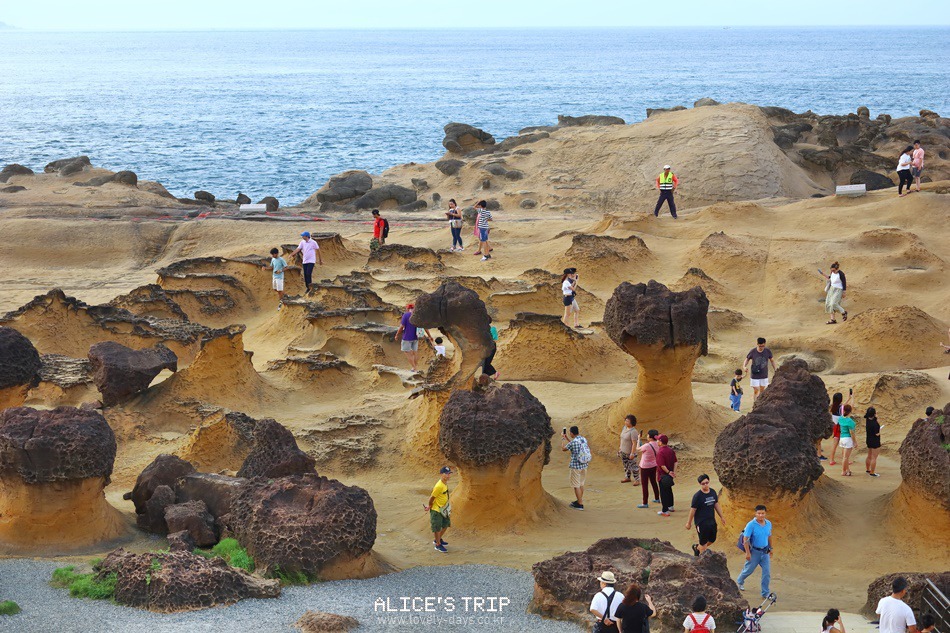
685;474;726;556
742;337;777;403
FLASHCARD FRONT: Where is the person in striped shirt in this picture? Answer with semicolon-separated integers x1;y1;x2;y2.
475;200;493;261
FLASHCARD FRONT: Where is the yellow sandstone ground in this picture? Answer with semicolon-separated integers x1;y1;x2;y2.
0;104;948;614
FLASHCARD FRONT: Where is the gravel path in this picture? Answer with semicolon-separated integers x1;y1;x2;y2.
0;560;584;632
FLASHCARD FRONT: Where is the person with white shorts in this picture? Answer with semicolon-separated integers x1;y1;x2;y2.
742;337;777;403
262;247;287;310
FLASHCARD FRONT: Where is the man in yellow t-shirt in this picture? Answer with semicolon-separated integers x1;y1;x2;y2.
425;466;452;552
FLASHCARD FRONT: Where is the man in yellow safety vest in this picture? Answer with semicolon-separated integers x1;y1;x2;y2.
654;165;680;218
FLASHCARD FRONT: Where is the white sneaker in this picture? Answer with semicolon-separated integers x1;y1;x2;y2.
277;303;282;311
481;256;489;261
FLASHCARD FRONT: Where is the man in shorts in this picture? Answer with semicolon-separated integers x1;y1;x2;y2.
911;140;925;193
743;337;777;402
685;474;726;556
261;247;287;310
395;303;420;372
425;467;452;553
561;425;589;510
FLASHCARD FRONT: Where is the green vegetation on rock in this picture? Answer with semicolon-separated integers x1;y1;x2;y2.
0;600;21;615
193;537;255;573
50;566;116;601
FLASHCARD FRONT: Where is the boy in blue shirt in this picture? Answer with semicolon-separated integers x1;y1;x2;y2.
737;504;773;598
261;247;287;310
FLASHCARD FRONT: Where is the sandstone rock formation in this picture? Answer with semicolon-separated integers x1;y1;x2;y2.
228;473;377;579
0;406;127;552
126;454;197;533
531;537;747;631
438;383;556;528
410;281;494;389
176;410;258;472
303;170;373;208
295;610;360;632
888;404;950;538
87;341;178;406
366;244;444;273
549;234;656;288
96;548;280;612
353;184;419;211
713;359;831;522
860;572;950;618
0;163;34;182
45;155;91;176
236;417;316;479
602;281;709;432
0;326;42;408
442;122;495;154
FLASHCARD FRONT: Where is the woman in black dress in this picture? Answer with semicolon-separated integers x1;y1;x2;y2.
613;583;656;633
864;407;882;477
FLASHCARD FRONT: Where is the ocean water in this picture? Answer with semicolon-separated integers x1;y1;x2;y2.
0;27;947;204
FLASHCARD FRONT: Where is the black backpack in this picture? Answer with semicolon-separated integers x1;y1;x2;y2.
382;218;390;239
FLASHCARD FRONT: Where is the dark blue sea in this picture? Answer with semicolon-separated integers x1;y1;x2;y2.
0;28;947;203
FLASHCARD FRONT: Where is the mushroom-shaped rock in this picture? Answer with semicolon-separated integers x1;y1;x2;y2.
304;170;373;206
531;537;747;631
96;548;280;612
295;610;360;632
410;281;494;389
0;406;126;552
860;572;950;618
442;122;495;154
438;384;556;528
713;359;830;517
353;184;417;210
603;281;709;432
0;326;42;409
891;404;950;534
237;418;316;479
126;454;197;533
88;341;178;406
228;473;377;578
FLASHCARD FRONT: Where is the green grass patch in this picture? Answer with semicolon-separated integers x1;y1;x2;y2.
942;443;950;452
0;601;21;616
192;538;255;573
270;565;318;586
50;566;116;600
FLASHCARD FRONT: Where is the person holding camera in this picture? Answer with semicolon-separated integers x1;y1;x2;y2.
561;267;580;328
562;425;591;510
736;504;773;598
821;609;846;633
446;198;464;251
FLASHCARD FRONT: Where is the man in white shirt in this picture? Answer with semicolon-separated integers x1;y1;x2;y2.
589;570;623;632
876;577;918;633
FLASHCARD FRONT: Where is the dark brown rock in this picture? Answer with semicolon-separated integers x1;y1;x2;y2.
0;406;115;483
0;185;26;193
531;537;747;631
439;384;552;467
898;403;950;511
44;156;90;176
435;159;465;176
557;114;625;126
175;472;247;524
295;610;360;632
306;170;373;206
442;122;495;154
194;190;215;203
87;341;178;406
164;500;218;547
604;280;709;353
126;454;197;531
96;548;280;612
0;164;33;183
850;169;894;190
713;359;830;497
166;530;196;553
257;196;279;212
0;326;42;392
861;572;950;618
237;418;316;479
411;281;494;388
236;193;252;205
229;473;377;577
143;485;177;533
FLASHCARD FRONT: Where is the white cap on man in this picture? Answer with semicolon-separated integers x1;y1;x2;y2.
663;164;671;170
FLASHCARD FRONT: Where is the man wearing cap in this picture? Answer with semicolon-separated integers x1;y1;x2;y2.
654;165;679;218
590;570;624;632
290;231;322;292
425;467;453;553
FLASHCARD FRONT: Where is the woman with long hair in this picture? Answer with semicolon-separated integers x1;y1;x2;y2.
864;407;882;477
897;146;914;196
614;582;656;633
446;199;464;251
819;262;847;324
561;268;580;328
827;390;854;466
636;430;661;509
619;414;641;484
822;609;845;633
838;404;857;476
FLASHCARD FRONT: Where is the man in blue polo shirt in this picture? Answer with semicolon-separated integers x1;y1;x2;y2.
737;504;773;597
